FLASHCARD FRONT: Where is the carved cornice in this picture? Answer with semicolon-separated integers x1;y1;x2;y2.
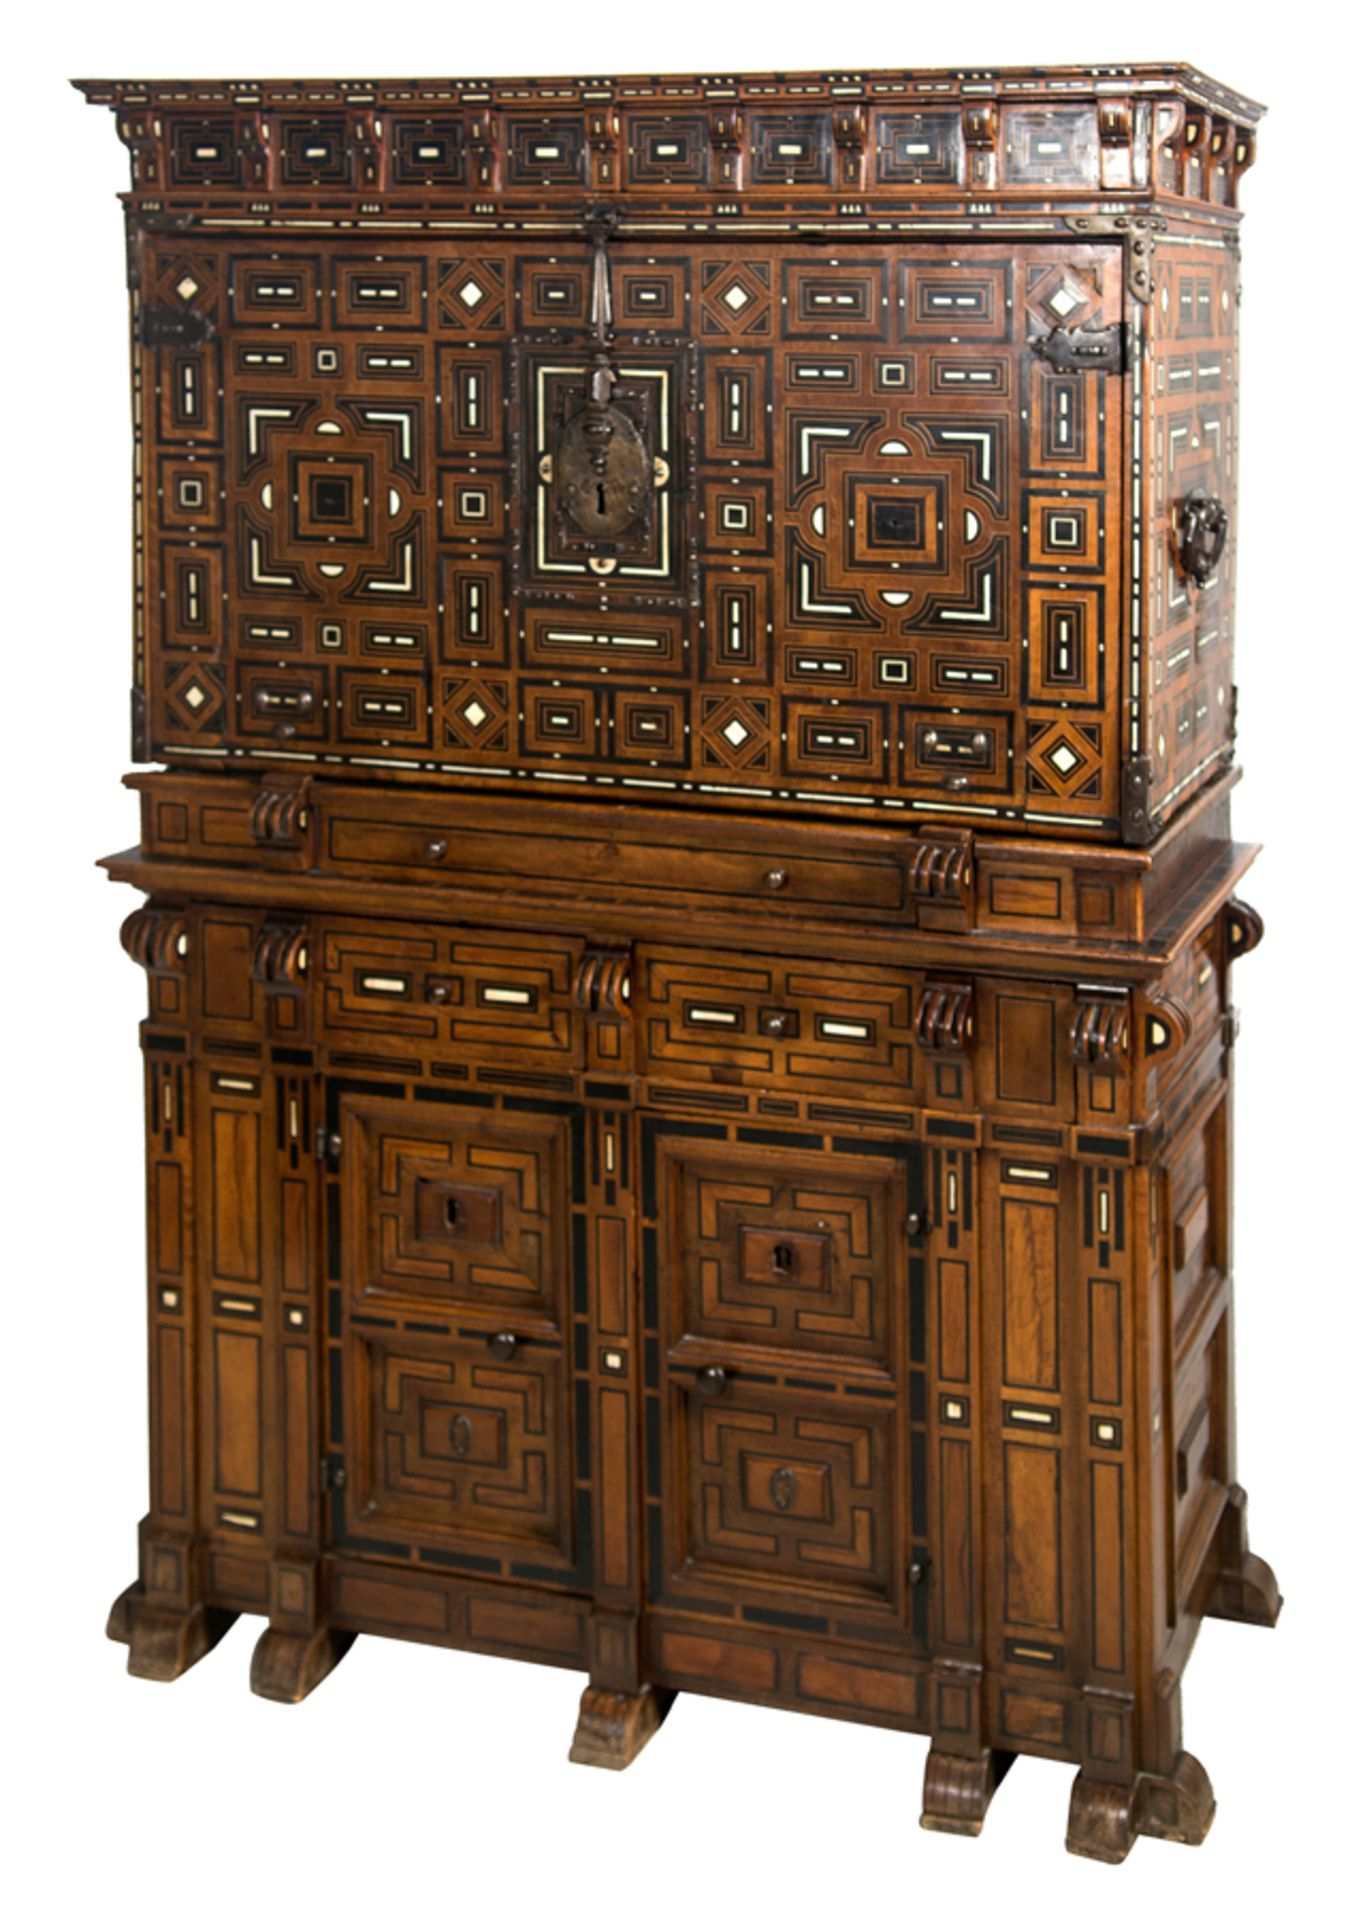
73;67;1262;216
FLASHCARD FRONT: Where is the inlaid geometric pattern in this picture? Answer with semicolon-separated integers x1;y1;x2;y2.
668;1383;897;1609
1145;244;1239;826
659;1137;904;1368
135;234;1126;829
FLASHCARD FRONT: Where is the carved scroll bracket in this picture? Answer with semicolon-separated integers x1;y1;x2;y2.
121;907;187;976
575;946;632;1021
1225;898;1264;960
1071;989;1131;1073
251;920;309;994
250;776;314;854
915;979;974;1055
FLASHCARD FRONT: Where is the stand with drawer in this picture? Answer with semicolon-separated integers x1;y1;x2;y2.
79;62;1280;1864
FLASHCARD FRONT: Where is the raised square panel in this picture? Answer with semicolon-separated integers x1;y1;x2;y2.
625;114;710;187
331;258;428;331
230;254;323;329
749;113;834;186
875;111;963;184
1003;107;1100;186
1025;491;1105;573
781;261;888;338
390;118;467;184
505;117;587;186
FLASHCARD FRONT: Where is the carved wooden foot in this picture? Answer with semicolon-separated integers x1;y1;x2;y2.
568;1684;676;1769
249;1624;356;1703
1205;1485;1283;1627
107;1581;238;1682
920;1747;1016;1836
1067;1752;1216;1864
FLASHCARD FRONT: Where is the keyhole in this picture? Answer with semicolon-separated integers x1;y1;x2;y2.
771;1243;794;1275
595;481;608;519
445;1196;462;1232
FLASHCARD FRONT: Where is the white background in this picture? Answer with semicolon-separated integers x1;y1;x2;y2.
5;4;1362;1912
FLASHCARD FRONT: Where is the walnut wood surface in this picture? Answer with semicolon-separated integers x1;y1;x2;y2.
78;61;1279;1862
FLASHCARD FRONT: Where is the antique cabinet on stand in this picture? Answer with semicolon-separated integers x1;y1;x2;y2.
76;62;1281;1863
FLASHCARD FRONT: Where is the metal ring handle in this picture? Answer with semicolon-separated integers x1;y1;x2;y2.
1177;488;1228;587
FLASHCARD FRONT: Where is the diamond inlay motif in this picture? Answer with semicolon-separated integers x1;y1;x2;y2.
458;278;485;309
176;274;201;303
723;283;751;313
723;717;751;749
1046;739;1080;775
462;698;489;729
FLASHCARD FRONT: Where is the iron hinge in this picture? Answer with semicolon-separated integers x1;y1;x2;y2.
1032;320;1127;375
138;304;215;349
1120;755;1155;845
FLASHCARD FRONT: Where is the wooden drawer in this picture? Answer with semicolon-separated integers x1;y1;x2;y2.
322;794;912;924
318;918;583;1067
640;946;915;1094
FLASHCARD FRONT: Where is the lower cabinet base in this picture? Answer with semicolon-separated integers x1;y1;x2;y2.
106;1580;238;1684
250;1624;357;1704
105;1504;1280;1864
1066;1752;1217;1864
920;1747;1016;1837
568;1684;677;1770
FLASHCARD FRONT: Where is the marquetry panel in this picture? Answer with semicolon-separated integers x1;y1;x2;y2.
1144;239;1240;832
339;1094;572;1326
131;233;1129;833
639;945;916;1097
317;918;583;1067
652;1132;907;1371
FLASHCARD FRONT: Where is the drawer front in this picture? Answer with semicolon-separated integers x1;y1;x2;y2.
318;919;583;1067
323;801;911;922
648;1129;912;1372
641;947;915;1093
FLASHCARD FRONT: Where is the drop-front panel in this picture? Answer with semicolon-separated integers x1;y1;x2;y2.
83;64;1253;843
79;63;1280;1868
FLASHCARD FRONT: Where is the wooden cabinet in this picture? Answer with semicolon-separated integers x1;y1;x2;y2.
82;60;1280;1867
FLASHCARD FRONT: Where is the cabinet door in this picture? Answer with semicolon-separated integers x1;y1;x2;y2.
327;1086;589;1585
639;1117;929;1643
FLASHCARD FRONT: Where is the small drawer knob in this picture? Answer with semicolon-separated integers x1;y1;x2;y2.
944;774;969;792
426;977;454;1005
487;1331;519;1361
905;1210;926;1238
425;838;448;861
764;1011;796;1039
763;868;789;891
696;1365;728;1398
908;1556;931;1588
970;730;989;755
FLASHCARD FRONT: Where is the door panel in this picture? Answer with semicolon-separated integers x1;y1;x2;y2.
330;1085;585;1581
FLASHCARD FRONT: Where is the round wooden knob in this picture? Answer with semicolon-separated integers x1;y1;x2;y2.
905;1211;925;1237
763;868;789;891
425;838;448;861
426;978;453;1004
764;1012;792;1038
696;1365;728;1398
487;1331;519;1360
908;1558;929;1587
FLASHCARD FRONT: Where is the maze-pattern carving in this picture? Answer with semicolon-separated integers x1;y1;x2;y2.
137;235;1128;831
341;1097;570;1322
671;1384;897;1608
659;1137;901;1370
347;1330;573;1560
1144;243;1239;826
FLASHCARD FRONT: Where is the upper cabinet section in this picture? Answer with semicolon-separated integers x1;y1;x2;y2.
74;66;1263;217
